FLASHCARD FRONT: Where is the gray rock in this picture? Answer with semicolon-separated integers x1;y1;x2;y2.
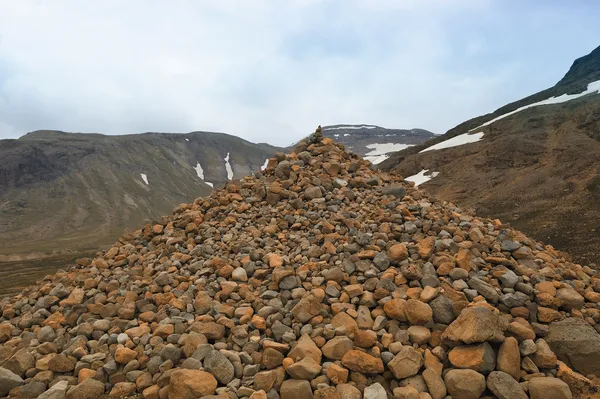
499;292;529;308
13;381;47;399
487;371;527;399
204;349;235;384
382;186;406;198
429;295;455;325
38;380;69;399
498;270;519;288
468;277;499;303
546;317;600;376
0;366;24;396
373;252;390;271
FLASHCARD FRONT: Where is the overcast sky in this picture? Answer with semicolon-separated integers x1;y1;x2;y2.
0;1;599;146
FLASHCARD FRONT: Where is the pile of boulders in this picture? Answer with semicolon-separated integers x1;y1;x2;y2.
1;128;600;399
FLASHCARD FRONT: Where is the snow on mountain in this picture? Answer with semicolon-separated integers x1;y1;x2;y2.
472;79;600;130
405;169;439;186
364;143;414;164
419;132;484;153
224;152;234;180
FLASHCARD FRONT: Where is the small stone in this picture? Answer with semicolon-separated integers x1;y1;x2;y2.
444;369;486;399
65;379;105;399
404;299;433;325
0;367;23;396
364;382;387;399
497;336;520;380
168;369;217;398
321;336;354;360
448;342;495;373
442;307;507;344
528;377;573;399
388;244;409;262
285;357;322;380
204;349;235;384
341;350;384;374
388;346;423;379
280;379;314;399
487;371;527;399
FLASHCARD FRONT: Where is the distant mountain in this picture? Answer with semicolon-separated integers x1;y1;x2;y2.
380;45;600;264
321;124;436;164
0;130;281;287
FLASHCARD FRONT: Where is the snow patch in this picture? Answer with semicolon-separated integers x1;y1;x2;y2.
194;162;204;179
324;125;377;131
420;132;484;153
140;173;149;185
343;133;350;137
185;138;190;142
205;182;214;188
261;158;269;171
364;142;414;165
334;134;340;137
473;79;600;130
224;152;234;180
405;169;439;186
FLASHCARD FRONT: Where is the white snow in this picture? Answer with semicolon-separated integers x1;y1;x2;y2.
205;182;214;188
473;79;600;130
140;173;149;185
185;138;190;142
194;162;204;179
343;134;350;137
261;158;269;171
334;134;340;137
405;169;439;186
324;125;377;131
224;152;234;180
364;143;414;165
419;132;484;153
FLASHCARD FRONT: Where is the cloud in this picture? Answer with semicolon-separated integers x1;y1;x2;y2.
0;0;599;146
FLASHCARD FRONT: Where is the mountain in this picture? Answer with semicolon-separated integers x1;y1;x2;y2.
380;45;600;265
0;130;281;293
0;129;599;399
321;124;436;164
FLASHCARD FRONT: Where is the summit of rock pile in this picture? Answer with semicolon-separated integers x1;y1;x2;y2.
1;127;600;399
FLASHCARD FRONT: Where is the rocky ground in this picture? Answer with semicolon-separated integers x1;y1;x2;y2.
0;128;599;399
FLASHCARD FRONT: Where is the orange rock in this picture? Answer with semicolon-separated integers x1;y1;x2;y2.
341;350;384;374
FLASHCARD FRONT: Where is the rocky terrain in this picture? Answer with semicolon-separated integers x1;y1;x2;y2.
0;130;280;295
321;125;435;165
0;128;599;399
380;45;600;265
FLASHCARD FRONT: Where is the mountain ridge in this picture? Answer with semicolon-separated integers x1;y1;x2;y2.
380;45;600;264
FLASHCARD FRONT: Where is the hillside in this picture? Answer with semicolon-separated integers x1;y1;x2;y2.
321;124;436;164
380;45;600;265
0;130;280;293
0;129;599;399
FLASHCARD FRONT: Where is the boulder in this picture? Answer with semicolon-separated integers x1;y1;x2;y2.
486;371;527;399
442;307;507;344
528;377;573;399
0;367;23;396
280;379;313;399
168;369;217;398
546;318;600;376
65;379;105;399
448;342;495;373
444;369;486;399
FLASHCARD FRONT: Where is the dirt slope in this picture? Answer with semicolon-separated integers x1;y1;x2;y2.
380;45;600;265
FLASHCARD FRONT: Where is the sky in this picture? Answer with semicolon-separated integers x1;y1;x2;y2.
0;1;599;146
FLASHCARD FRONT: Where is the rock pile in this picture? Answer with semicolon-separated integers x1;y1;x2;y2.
1;128;600;399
